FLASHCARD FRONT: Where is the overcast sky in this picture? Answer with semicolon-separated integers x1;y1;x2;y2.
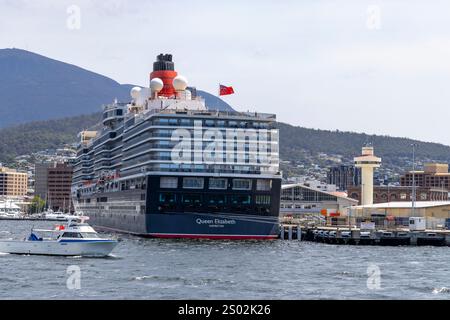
1;0;450;145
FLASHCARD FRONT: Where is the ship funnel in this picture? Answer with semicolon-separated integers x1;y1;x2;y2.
150;53;178;97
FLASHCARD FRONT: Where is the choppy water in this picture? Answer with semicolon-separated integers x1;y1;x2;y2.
0;220;449;299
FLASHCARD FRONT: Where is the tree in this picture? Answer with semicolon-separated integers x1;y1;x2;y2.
28;196;46;215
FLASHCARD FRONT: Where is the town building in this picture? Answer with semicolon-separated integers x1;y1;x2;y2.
327;165;361;191
347;185;448;205
34;162;73;212
34;163;50;201
400;163;450;188
348;201;450;229
0;166;28;197
280;183;358;217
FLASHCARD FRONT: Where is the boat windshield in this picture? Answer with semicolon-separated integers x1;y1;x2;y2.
61;232;83;238
61;232;100;239
80;232;100;239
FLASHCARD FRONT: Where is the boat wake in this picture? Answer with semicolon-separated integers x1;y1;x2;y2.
432;287;450;294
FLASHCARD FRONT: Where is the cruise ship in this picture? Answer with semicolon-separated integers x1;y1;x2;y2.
71;54;281;239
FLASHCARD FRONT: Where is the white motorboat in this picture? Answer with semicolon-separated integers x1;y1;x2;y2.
42;209;75;221
0;217;118;257
0;200;23;219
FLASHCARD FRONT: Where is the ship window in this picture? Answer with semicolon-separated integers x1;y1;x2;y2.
207;194;226;205
180;119;191;126
159;193;176;203
209;178;227;190
160;177;178;189
205;120;215;127
231;195;251;205
157;118;169;125
256;179;272;191
182;194;202;205
232;179;252;190
183;177;204;189
256;195;271;205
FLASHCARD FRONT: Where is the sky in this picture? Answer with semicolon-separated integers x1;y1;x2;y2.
1;0;450;145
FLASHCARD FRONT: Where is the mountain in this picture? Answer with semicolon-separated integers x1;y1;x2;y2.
0;48;233;128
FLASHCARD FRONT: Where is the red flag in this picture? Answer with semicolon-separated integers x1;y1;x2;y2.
219;84;234;96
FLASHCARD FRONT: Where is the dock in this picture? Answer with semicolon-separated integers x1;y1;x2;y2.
280;224;450;246
0;217;70;222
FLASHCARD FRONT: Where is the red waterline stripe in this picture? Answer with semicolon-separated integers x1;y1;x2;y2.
150;233;278;240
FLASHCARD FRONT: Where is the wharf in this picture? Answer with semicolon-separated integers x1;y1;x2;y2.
0;217;68;222
280;224;450;246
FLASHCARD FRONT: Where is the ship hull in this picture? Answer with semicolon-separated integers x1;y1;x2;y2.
76;175;281;240
86;211;279;240
145;212;279;239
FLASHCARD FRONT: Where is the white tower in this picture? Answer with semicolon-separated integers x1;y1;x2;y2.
354;146;381;206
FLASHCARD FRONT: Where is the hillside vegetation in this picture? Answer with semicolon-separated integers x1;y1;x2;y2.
1;113;449;172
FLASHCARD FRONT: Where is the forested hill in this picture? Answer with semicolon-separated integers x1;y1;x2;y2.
277;122;450;163
1;113;449;169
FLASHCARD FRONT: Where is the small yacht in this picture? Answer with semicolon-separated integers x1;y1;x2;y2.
0;217;118;257
0;200;23;219
42;209;75;221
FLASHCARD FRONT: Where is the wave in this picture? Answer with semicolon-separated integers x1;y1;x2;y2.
432;287;450;294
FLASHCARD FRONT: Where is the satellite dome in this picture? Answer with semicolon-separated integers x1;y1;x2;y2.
150;78;164;92
130;87;142;100
173;75;188;91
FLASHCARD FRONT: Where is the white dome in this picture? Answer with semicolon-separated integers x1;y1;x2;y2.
130;87;142;100
150;78;164;92
173;75;188;91
136;87;150;105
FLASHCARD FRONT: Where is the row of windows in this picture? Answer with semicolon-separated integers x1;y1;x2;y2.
153;117;272;129
281;187;337;202
159;193;271;206
160;177;272;191
350;192;431;200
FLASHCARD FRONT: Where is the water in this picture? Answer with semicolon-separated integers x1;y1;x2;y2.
0;220;449;299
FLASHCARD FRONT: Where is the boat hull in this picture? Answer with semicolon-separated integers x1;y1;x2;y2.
0;240;118;257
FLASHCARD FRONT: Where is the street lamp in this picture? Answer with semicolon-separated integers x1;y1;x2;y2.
411;143;417;216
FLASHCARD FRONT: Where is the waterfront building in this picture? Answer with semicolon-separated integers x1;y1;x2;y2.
280;183;358;217
35;162;73;212
347;185;448;205
326;165;361;191
349;201;450;229
0;166;28;197
400;163;450;189
34;162;50;201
